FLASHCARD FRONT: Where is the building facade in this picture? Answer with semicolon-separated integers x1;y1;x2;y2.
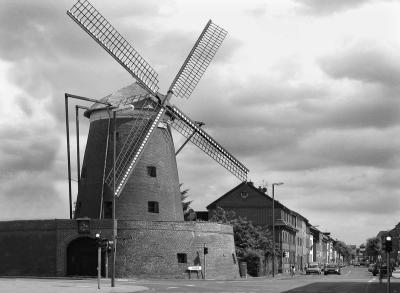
207;182;318;273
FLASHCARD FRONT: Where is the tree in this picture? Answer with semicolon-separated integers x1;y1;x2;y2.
210;207;275;276
366;237;381;260
180;184;193;220
333;240;352;262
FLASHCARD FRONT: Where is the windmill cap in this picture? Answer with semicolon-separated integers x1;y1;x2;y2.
84;83;161;118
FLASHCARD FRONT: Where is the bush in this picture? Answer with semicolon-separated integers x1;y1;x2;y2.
243;250;262;277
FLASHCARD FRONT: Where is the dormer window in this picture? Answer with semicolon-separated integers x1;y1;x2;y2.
240;192;248;199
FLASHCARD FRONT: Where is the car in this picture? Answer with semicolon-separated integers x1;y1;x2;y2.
306;262;321;275
353;262;360;266
324;263;341;275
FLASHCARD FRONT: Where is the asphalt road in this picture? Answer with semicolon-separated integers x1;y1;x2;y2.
133;266;400;293
2;266;400;293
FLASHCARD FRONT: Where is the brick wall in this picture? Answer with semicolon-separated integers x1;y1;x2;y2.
0;220;57;276
116;220;239;279
0;219;239;279
76;111;183;222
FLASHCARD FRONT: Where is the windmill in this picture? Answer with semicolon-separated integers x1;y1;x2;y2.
67;0;249;221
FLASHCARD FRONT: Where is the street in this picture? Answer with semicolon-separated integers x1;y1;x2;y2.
132;266;400;293
2;266;400;293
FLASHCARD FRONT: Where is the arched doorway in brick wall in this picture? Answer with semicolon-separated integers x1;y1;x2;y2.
67;237;105;276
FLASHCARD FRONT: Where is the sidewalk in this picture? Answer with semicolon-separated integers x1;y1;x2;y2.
0;278;148;293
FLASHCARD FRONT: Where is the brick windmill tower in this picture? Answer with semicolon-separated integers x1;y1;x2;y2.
68;0;249;222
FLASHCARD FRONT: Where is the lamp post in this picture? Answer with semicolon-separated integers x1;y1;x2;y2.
110;104;134;287
272;182;283;277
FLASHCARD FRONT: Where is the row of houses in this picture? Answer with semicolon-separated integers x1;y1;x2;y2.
202;181;345;273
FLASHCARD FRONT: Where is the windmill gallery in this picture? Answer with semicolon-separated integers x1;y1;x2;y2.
0;0;249;279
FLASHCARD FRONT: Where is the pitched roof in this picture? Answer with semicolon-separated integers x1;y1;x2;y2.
206;181;292;213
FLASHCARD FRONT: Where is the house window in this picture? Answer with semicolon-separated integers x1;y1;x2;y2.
177;253;187;263
147;166;157;177
104;201;112;219
240;191;248;199
148;201;159;213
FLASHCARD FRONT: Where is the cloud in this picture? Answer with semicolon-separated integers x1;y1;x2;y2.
296;0;373;15
319;44;400;86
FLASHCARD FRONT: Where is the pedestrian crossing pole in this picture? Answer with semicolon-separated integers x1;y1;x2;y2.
387;252;390;293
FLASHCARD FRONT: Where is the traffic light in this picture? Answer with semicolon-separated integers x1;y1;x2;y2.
95;233;101;247
385;236;392;252
95;233;108;248
204;247;208;255
283;250;287;257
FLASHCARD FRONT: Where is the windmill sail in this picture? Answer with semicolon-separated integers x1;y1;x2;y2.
167;105;248;182
105;99;164;197
68;0;248;196
169;20;227;99
67;0;159;94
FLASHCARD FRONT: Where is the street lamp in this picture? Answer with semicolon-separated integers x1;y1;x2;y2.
272;182;283;277
110;104;134;287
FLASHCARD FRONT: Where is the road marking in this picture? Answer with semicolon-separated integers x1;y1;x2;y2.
167;287;179;289
186;284;195;286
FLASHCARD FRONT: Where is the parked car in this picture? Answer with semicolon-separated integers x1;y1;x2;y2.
306;262;322;275
353;262;360;266
324;263;341;275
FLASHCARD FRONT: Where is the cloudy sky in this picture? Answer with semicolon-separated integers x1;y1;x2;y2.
0;0;399;245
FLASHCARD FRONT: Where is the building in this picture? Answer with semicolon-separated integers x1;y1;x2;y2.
0;84;240;279
309;225;322;264
206;181;316;273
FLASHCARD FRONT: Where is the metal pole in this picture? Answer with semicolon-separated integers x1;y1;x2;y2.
105;250;109;279
111;110;116;287
175;121;204;155
64;94;73;219
272;184;275;277
75;106;81;183
64;92;111;219
204;243;207;280
387;252;390;293
98;246;101;289
74;105;89;186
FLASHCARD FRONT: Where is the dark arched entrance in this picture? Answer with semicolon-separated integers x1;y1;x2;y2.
67;237;105;276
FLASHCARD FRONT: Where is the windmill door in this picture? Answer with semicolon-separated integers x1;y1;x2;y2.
67;237;105;276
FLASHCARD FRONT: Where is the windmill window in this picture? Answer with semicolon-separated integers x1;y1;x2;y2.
177;253;187;263
148;201;159;213
147;166;157;177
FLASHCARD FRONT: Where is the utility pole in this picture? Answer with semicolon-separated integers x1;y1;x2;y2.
387;251;390;293
272;182;283;277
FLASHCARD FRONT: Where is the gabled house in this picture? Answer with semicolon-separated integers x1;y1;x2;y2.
207;181;305;273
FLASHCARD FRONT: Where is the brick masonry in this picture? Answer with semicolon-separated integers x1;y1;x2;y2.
76;101;183;222
0;219;239;279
